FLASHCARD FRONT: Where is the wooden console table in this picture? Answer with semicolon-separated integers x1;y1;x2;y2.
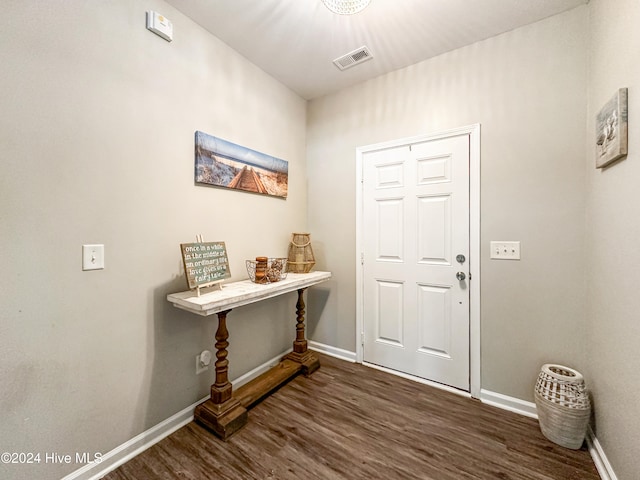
167;271;331;440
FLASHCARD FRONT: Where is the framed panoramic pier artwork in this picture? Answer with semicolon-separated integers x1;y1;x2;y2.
194;131;289;198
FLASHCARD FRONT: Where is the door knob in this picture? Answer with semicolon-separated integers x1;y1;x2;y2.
456;272;466;281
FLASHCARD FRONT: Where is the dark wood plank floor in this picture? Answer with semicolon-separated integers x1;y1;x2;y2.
104;354;599;480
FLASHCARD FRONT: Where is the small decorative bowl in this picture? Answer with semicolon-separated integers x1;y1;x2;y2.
246;258;288;284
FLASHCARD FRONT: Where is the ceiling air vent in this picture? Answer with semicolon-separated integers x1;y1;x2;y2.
333;46;373;71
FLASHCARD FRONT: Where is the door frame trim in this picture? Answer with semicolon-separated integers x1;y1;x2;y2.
355;124;481;398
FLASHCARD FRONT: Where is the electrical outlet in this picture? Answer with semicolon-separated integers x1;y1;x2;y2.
490;241;521;260
195;355;208;374
195;350;212;374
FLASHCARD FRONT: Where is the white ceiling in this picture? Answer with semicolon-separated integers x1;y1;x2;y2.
164;0;587;100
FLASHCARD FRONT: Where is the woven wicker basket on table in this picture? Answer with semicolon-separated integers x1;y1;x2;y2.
245;258;288;284
534;364;591;449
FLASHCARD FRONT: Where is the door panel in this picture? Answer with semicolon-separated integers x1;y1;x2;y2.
417;154;451;185
417;194;451;265
416;283;451;358
362;135;470;391
376;198;404;262
376;162;404;188
376;280;404;347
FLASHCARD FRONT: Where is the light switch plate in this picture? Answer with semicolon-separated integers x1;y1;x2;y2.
490;241;520;260
82;244;105;271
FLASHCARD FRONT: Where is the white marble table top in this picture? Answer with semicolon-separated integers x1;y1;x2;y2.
167;271;332;316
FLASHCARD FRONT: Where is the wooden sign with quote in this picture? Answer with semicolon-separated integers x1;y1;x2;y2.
180;241;231;292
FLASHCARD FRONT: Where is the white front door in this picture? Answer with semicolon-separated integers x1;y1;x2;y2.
361;133;471;391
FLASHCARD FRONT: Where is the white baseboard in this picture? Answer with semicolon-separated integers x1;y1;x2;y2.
586;425;618;480
480;389;538;419
232;347;292;388
60;396;205;480
308;340;356;362
62;348;292;480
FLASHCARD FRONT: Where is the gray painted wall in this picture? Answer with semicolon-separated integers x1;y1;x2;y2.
586;0;640;478
306;7;589;403
2;1;637;479
0;2;307;479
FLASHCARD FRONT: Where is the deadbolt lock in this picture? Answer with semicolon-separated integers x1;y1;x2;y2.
456;254;466;264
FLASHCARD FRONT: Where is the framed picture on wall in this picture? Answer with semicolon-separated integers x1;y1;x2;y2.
596;88;628;168
194;131;289;198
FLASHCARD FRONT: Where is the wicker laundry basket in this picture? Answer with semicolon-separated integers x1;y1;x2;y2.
534;364;591;449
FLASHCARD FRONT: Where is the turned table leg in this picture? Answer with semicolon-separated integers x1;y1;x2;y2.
211;309;233;404
194;309;247;440
284;288;320;375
